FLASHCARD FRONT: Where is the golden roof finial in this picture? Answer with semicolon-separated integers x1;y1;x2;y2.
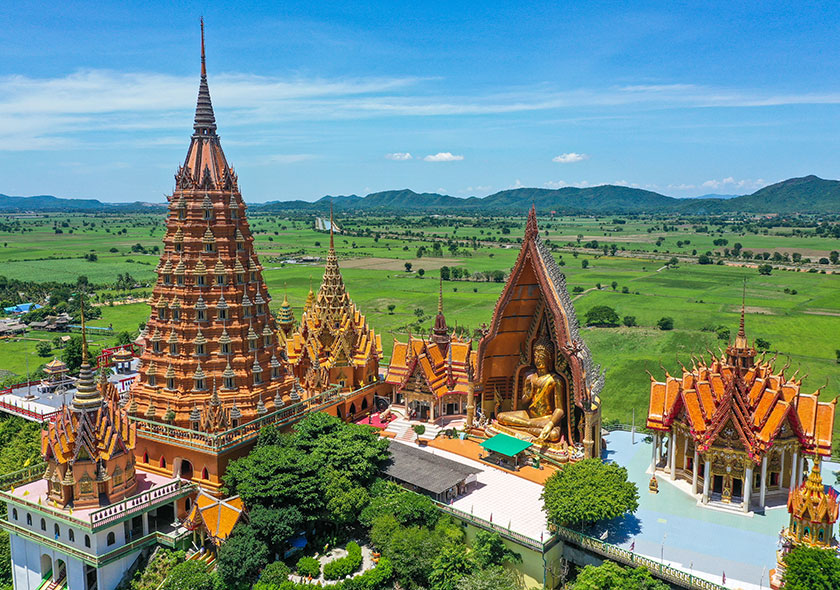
735;278;747;348
200;16;206;77
438;275;444;314
80;289;88;364
329;202;335;250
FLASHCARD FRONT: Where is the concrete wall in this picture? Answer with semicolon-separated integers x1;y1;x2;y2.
462;522;545;589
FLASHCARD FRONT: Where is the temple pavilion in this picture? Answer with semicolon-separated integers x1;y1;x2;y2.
286;212;382;398
385;281;476;421
646;306;836;513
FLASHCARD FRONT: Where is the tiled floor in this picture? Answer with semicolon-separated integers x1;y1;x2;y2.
604;430;840;590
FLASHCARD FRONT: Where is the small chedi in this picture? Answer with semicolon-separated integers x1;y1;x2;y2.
43;309;137;509
769;454;838;588
286;212;382;395
646;301;836;513
473;207;604;459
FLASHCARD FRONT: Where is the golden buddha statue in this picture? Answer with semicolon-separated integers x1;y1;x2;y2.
496;336;566;443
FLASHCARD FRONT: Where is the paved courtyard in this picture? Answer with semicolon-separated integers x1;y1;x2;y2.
604;429;840;590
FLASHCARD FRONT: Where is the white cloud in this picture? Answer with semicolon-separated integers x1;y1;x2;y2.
424;152;463;162
552;152;589;164
701;177;766;191
543;180;593;189
666;183;696;190
385;152;412;160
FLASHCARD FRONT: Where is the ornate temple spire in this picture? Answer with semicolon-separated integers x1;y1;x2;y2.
194;17;217;135
72;292;103;412
314;204;350;319
735;279;747;349
524;204;539;240
432;276;449;348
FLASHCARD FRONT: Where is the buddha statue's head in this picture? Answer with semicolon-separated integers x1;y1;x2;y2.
533;334;554;374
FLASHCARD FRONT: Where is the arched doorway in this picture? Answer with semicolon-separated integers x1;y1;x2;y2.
349;403;356;417
40;554;52;581
179;459;193;480
55;559;67;582
361;398;368;411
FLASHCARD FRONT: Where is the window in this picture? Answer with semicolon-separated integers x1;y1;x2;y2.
160;457;167;468
171;309;180;321
196;343;205;356
158;308;167;321
256;304;264;315
236;273;245;284
12;509;17;520
41;518;46;531
231;208;238;219
204;209;212;220
253;373;262;385
167;377;175;390
216;274;225;286
218;309;227;320
174;242;183;252
196;309;206;321
176;274;184;286
221;342;230;355
271;367;280;380
205;243;214;253
148;374;157;387
26;514;31;526
163;274;172;285
170;343;178;355
236;241;244;251
249;339;257;351
85;535;91;548
243;306;251;318
178;208;186;220
201;467;209;480
819;529;825;542
69;529;75;542
195;378;205;391
107;532;116;546
196;275;206;287
224;376;235;390
143;452;149;463
250;271;256;282
54;523;60;538
264;335;272;347
153;342;161;354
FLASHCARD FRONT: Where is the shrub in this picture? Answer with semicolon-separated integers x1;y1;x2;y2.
259;561;291;586
324;542;363;580
657;317;674;331
622;316;636;327
296;556;321;579
584;306;619;327
162;560;217;590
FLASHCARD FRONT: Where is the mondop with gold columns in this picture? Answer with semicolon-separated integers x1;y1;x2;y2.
131;26;293;434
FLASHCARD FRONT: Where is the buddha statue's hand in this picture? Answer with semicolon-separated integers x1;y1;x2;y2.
537;423;554;442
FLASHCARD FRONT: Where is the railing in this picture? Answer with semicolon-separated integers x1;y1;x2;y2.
130;383;377;453
0;462;47;491
0;465;194;532
90;479;195;530
434;496;727;590
552;526;728;590
433;501;549;552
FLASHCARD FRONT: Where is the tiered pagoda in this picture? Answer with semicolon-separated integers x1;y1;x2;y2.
385;281;476;421
646;303;836;513
286;212;382;396
129;23;294;492
472;207;603;459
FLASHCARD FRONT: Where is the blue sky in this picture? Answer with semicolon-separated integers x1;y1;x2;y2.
3;1;840;203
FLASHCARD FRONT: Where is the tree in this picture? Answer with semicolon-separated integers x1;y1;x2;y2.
429;545;476;590
387;304;396;315
0;531;11;590
581;260;589;269
697;254;712;264
162;560;217;590
715;326;730;341
755;337;771;352
296;556;321;578
256;561;291;587
216;527;270;590
572;561;668;590
758;264;773;275
836;349;840;364
62;335;84;372
657;316;674;331
361;481;440;528
413;424;426;440
114;331;132;346
470;530;520;569
541;459;639;530
36;341;52;357
440;266;451;281
418;268;426;277
782;545;840;590
830;250;839;265
622;316;636;327
584;306;619;327
456;567;524;590
611;281;618;291
405;262;413;272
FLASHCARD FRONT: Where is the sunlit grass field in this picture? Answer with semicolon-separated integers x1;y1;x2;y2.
0;212;837;442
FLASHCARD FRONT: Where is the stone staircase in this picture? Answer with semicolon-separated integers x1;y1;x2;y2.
385;418;444;443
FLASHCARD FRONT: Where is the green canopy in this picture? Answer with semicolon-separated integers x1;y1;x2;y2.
480;433;532;457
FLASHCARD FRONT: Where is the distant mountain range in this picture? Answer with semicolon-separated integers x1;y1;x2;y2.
2;175;839;215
